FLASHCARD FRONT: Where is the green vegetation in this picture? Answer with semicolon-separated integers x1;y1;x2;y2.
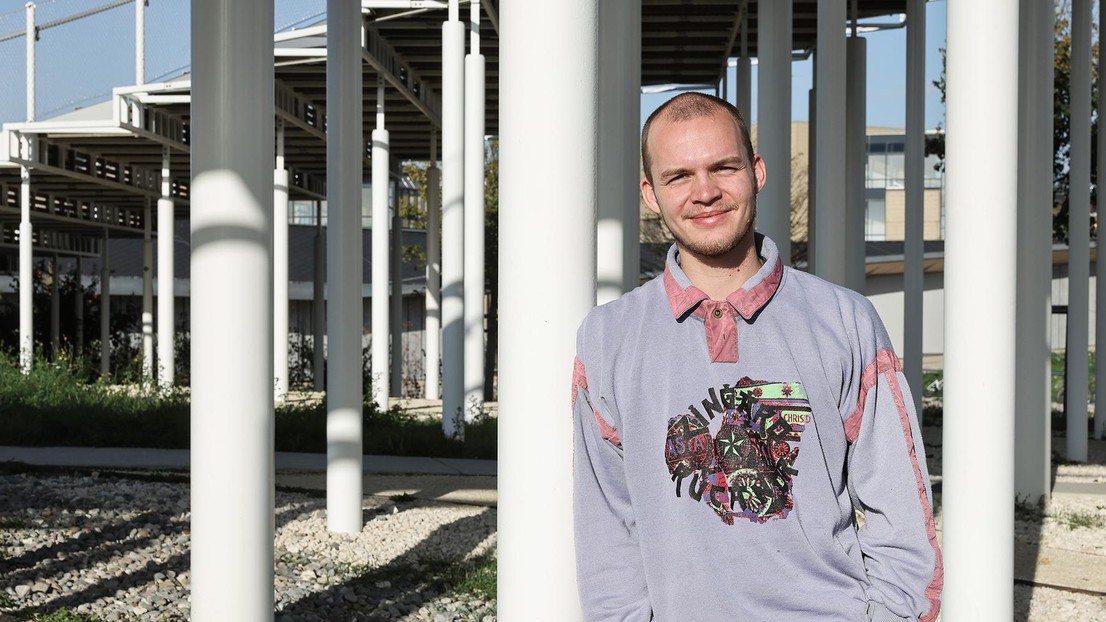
1059;510;1106;530
29;610;105;622
450;552;497;600
0;515;27;530
0;351;495;460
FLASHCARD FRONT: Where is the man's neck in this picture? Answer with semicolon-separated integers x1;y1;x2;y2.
678;239;764;301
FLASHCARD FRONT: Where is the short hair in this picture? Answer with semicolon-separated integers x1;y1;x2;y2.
641;92;754;184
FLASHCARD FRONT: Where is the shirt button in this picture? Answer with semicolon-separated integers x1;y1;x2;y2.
712;308;723;319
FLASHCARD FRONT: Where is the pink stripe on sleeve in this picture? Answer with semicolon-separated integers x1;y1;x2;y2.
844;349;902;443
572;356;622;449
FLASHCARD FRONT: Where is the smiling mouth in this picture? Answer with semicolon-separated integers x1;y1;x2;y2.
689;210;731;222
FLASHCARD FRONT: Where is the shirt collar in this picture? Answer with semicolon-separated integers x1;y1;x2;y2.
662;232;784;321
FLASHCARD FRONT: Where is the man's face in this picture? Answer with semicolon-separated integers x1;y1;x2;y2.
641;109;766;262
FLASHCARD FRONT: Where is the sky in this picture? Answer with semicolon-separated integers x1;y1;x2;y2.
0;0;948;131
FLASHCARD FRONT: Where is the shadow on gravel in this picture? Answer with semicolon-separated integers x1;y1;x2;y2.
276;510;496;621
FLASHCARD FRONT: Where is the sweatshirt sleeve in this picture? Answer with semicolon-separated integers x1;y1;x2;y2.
572;325;653;621
844;346;943;622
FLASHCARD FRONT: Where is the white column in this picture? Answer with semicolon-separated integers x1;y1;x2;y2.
737;2;751;121
49;254;59;356
25;2;34;123
845;34;866;293
943;0;1019;617
813;0;847;285
463;1;485;423
442;2;466;436
142;199;154;382
425;135;441;399
158;147;175;390
190;0;274;618
99;230;110;377
756;0;791;263
1066;0;1091;462
274;120;290;401
904;0;925;421
499;0;595;618
1016;0;1054;502
1097;0;1106;441
313;200;326;393
597;0;640;305
19;165;32;374
807;85;816;272
326;0;364;534
135;0;144;85
390;171;403;398
372;78;391;411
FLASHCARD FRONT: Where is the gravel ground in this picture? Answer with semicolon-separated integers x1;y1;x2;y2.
0;471;496;621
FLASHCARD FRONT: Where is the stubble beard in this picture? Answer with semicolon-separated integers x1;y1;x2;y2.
664;199;757;261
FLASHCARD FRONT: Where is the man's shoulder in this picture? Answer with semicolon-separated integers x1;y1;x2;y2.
781;266;878;318
577;276;665;345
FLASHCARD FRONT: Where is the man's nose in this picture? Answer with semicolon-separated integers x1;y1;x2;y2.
691;172;721;204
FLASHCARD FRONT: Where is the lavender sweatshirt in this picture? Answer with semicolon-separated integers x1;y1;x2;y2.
572;234;942;621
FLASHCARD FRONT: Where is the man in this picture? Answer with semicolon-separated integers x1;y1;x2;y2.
572;92;942;621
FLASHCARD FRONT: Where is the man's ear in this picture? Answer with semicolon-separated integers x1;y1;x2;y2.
753;154;767;194
641;177;661;214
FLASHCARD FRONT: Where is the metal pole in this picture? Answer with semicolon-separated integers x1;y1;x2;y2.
189;0;275;617
442;0;466;436
463;0;485;423
326;0;364;534
26;2;34;123
425;134;441;399
943;0;1018;617
757;0;791;263
49;254;59;357
623;3;641;294
813;0;847;285
845;34;866;293
74;256;84;353
904;0;925;422
99;230;110;377
274;119;290;401
135;0;144;85
1097;0;1106;441
737;1;751;123
19;164;32;374
372;77;391;411
142;198;154;382
390;166;403;398
499;0;596;617
1067;0;1091;462
313;200;326;392
158;147;175;390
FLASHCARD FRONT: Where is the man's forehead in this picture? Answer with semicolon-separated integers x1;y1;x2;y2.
650;112;745;154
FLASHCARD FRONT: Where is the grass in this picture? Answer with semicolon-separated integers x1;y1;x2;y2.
0;515;26;530
28;611;104;622
342;553;497;603
0;351;496;460
1059;510;1106;530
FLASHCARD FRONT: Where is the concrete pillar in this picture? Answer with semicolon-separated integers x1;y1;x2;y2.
1066;0;1091;462
19;165;32;373
807;85;816;272
813;0;847;285
274;119;290;401
756;0;791;263
372;78;391;411
189;0;275;618
903;0;925;422
943;0;1019;617
1097;0;1106;440
845;35;866;293
597;0;640;305
391;169;403;399
313;200;326;393
135;0;144;85
158;147;175;390
463;1;486;423
737;2;751;122
142;199;154;382
49;254;59;357
426;135;441;399
99;231;110;377
1015;0;1054;502
442;1;466;436
499;0;596;617
326;0;364;534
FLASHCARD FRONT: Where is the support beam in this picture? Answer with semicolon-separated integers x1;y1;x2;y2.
189;0;275;618
499;0;596;617
441;5;466;436
1015;0;1053;502
756;0;791;263
737;1;751;121
904;0;925;422
425;134;441;399
390;165;403;398
19;164;32;374
274;119;290;401
326;0;364;534
143;199;154;382
158;147;175;391
943;0;1018;617
74;256;84;353
813;0;847;285
135;0;144;85
463;0;486;423
372;77;391;411
845;34;866;293
1098;0;1106;441
49;254;59;357
313;200;326;393
100;230;110;377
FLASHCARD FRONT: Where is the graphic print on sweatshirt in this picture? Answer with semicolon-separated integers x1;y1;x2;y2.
663;377;810;525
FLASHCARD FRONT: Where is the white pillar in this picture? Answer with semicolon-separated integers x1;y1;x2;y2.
313;200;326;393
190;0;274;618
499;0;595;617
49;254;59;356
756;0;791;263
326;0;364;534
463;1;485;423
597;0;640;305
737;2;751;122
25;2;34;123
371;78;391;412
142;199;154;382
943;1;1018;617
425;135;441;399
99;230;110;377
135;0;144;85
1066;0;1091;462
813;0;847;285
442;3;466;436
158;147;175;390
904;0;925;422
390;171;403;399
845;35;866;293
274;119;290;401
19;165;32;374
1016;0;1054;502
1097;0;1106;440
